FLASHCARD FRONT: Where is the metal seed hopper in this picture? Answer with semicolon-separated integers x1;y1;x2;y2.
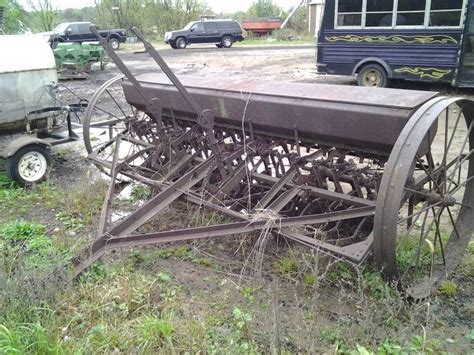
75;27;473;298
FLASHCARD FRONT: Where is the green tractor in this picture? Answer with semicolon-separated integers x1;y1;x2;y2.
53;42;108;79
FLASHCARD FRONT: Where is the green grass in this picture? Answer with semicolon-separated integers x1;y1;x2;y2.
121;34;314;53
234;37;314;46
0;171;470;353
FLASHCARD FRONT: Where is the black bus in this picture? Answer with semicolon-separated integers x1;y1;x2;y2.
316;0;474;88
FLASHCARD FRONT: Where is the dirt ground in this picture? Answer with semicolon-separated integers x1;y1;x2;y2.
65;45;342;96
1;45;473;353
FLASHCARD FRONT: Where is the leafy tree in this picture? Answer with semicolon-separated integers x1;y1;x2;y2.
92;0;207;35
27;0;57;31
248;0;282;18
286;5;307;33
2;0;27;34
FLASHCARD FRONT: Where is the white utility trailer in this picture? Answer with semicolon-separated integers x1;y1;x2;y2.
0;35;85;185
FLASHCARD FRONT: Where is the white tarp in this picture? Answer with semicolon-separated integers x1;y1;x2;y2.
0;35;58;127
0;35;56;74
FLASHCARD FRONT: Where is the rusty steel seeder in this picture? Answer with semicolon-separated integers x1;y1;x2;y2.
75;27;474;298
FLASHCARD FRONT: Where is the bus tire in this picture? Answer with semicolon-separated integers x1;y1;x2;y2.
357;64;389;88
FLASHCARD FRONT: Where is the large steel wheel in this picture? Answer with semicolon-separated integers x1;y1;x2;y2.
374;97;474;298
83;75;155;175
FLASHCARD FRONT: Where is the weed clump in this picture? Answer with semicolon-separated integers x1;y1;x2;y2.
438;281;458;299
137;315;175;350
274;254;298;276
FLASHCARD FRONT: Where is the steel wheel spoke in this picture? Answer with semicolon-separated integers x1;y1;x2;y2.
415;155;444;196
447;122;473;191
93;105;124;120
431;207;446;266
446;206;461;240
398;201;442;224
106;88;128;118
446;109;462;154
450;175;473;195
443;108;449;193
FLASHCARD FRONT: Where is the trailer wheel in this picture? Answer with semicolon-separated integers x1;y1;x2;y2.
374;98;474;299
357;64;388;88
109;38;120;50
176;37;187;49
5;145;51;186
221;36;233;48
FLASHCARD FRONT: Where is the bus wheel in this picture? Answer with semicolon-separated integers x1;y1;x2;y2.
357;64;389;88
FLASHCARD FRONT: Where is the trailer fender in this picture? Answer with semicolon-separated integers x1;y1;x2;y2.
0;137;52;159
353;58;392;78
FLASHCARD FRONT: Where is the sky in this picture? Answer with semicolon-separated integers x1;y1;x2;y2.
26;0;301;13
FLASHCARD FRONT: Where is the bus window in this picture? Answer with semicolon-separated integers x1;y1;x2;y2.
317;0;471;87
336;0;363;27
397;0;426;26
366;0;394;27
430;0;464;27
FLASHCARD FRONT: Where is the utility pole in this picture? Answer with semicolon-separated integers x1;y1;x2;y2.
281;0;306;29
112;0;122;28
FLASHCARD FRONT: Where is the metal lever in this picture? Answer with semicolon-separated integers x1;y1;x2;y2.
130;27;203;116
89;25;151;106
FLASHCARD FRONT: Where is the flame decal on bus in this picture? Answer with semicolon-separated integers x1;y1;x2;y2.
325;35;458;45
394;67;452;79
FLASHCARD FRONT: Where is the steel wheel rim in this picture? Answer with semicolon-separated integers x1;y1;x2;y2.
83;75;160;176
18;151;48;183
83;75;137;174
374;97;474;297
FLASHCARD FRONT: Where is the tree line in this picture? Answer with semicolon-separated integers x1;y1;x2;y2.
1;0;306;36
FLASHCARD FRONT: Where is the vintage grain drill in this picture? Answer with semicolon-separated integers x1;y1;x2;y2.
75;27;473;299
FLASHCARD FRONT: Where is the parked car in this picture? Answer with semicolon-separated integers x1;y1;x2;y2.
164;19;244;49
45;22;127;50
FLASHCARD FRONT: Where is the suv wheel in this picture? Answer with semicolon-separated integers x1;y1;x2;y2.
221;36;233;48
109;38;120;50
216;43;223;48
176;37;187;49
